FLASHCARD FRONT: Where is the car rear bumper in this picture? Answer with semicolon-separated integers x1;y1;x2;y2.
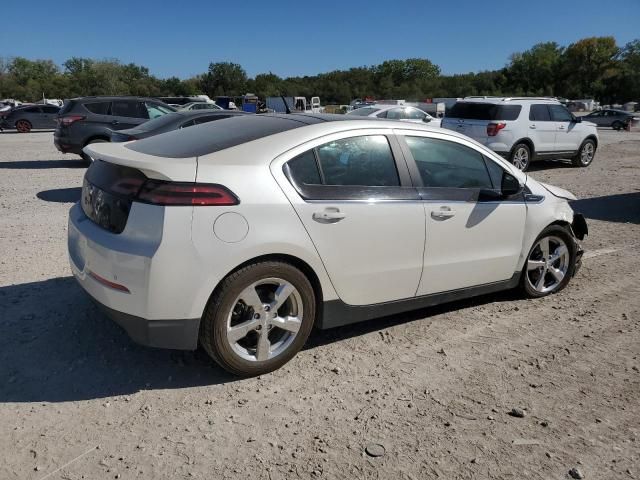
68;202;202;350
54;135;82;154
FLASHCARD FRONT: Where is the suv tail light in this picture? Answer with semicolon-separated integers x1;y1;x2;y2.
487;122;506;136
59;115;85;126
137;180;239;206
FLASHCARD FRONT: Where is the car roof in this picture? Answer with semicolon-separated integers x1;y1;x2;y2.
461;96;560;104
71;96;169;102
172;109;246;117
125;113;442;159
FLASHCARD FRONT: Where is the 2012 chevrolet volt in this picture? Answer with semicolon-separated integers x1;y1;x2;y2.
68;114;587;376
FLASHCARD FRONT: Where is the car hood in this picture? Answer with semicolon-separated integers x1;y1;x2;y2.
536;181;577;201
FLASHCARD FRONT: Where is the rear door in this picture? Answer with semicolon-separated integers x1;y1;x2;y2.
111;100;148;130
274;130;425;306
528;104;556;153
397;130;526;294
40;105;60;128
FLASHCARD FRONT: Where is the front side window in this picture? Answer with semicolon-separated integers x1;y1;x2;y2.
405;136;493;189
404;108;427;120
112;101;144;118
549;105;573;122
316;136;399;186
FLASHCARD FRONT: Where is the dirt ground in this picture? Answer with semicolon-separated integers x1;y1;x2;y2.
0;129;639;480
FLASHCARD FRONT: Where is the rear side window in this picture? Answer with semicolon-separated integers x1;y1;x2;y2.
405;136;492;189
549;105;573;122
84;102;112;115
42;106;60;114
348;107;380;117
448;102;522;121
529;104;551;121
22;107;41;113
287;150;322;185
316;136;399;186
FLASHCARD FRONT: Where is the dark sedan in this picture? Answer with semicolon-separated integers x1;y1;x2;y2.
0;104;60;132
583;109;639;130
110;110;248;142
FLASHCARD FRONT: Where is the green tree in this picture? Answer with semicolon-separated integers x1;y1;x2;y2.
202;62;247;97
559;37;619;99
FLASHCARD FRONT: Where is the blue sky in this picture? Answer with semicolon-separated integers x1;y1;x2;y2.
2;0;638;79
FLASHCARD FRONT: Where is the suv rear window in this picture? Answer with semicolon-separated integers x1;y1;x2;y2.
85;102;112;115
448;102;522;121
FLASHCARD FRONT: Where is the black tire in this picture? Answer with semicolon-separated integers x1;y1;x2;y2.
572;139;596;167
612;121;623;131
200;261;316;376
509;143;531;171
81;138;108;165
520;225;577;298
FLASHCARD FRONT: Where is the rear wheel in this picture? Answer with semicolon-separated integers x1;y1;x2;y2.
200;261;316;376
81;138;108;164
510;143;531;171
15;119;31;133
612;121;623;131
521;225;576;298
572;139;596;167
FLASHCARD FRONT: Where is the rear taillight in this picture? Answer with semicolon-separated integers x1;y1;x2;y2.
487;122;506;136
59;115;85;126
136;180;239;206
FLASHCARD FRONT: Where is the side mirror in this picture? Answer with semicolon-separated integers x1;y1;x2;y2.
422;116;431;123
501;171;522;197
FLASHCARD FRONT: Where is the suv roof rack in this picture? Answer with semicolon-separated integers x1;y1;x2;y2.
464;96;558;102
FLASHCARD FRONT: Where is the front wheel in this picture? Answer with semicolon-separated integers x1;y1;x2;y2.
572;139;596;167
510;143;531;171
521;226;577;298
200;261;316;376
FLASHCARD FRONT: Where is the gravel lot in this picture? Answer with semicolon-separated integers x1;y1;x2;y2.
1;129;639;480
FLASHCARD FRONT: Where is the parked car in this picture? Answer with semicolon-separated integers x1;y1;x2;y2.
582;109;638;130
441;97;599;171
69;113;587;376
178;102;222;111
347;104;441;127
0;104;60;132
54;96;175;162
110;110;247;142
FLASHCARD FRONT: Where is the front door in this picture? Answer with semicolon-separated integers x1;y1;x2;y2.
549;104;582;152
274;132;425;306
397;131;526;295
528;104;556;153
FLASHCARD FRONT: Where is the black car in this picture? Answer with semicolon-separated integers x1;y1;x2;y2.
1;104;60;132
54;96;175;162
110;110;248;142
583;109;638;130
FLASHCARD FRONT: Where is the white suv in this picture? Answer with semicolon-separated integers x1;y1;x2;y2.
441;97;598;171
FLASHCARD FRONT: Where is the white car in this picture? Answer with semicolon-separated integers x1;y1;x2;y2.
69;114;587;376
348;104;441;127
179;102;222;111
441;97;599;171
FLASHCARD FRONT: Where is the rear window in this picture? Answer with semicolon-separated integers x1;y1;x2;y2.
59;100;76;115
84;102;112;115
448;102;522;121
126;114;320;158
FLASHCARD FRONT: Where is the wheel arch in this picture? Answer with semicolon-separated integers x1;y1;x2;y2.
205;253;325;326
510;137;535;157
83;135;110;147
584;134;598;148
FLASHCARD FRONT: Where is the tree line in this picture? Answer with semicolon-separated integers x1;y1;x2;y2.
0;36;638;105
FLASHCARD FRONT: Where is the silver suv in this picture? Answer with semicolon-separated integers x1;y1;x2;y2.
442;97;599;171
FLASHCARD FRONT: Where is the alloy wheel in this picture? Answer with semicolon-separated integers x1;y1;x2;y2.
16;120;30;133
226;278;303;362
580;143;595;165
512;147;529;170
526;236;570;294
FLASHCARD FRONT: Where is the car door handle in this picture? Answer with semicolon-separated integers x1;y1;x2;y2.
312;208;346;223
558;125;565;130
431;208;456;220
529;124;536;129
111;120;119;125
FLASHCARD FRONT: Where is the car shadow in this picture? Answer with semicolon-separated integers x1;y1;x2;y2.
0;159;85;169
527;159;575;171
571;192;640;224
0;277;235;403
0;276;519;403
37;187;81;203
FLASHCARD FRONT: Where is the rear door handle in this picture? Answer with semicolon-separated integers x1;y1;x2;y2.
431;208;456;220
529;124;536;129
558;125;565;130
111;120;119;125
312;207;346;223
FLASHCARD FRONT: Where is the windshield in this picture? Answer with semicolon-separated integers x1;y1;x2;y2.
135;112;183;132
348;107;380;116
448;102;522;121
